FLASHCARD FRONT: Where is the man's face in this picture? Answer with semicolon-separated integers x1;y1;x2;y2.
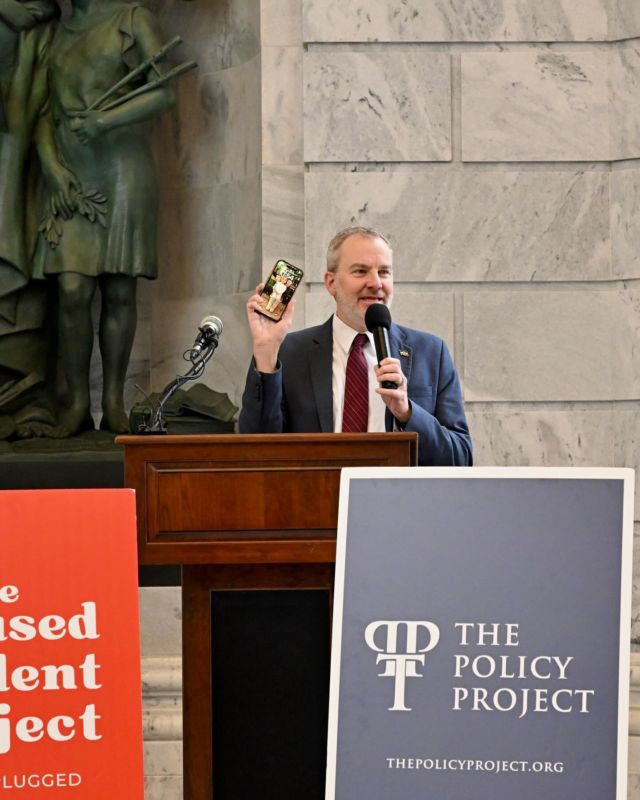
324;235;394;332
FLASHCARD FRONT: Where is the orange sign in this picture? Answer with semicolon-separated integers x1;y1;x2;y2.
0;489;143;798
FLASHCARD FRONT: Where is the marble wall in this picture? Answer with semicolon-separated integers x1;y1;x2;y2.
297;3;640;524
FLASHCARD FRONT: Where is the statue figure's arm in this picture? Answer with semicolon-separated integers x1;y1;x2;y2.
35;113;80;219
70;7;176;145
0;0;38;30
21;0;57;23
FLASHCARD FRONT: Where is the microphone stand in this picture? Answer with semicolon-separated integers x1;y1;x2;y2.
136;333;220;434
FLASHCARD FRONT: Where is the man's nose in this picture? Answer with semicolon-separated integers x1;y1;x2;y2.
367;271;383;289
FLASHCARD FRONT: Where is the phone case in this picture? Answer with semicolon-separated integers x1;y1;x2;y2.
256;259;304;321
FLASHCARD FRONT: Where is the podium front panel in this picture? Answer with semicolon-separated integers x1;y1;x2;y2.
119;432;417;564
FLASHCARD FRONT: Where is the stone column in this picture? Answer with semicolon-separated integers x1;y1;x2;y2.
140;587;182;800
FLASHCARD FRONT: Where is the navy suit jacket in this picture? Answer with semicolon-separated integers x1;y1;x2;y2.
239;317;472;466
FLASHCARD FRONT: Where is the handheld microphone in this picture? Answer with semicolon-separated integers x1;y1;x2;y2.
192;315;223;356
364;304;397;389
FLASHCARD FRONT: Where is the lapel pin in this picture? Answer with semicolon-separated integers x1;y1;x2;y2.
400;349;409;357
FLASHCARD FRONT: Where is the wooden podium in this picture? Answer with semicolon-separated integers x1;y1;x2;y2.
119;432;417;799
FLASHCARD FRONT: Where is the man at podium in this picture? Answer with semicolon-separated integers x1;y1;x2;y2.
239;226;472;466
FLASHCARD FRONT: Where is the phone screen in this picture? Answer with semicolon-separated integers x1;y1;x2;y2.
256;259;304;322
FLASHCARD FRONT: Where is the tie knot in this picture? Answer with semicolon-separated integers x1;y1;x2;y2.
352;333;368;352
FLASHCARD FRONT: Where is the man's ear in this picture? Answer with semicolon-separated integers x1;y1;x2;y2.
324;271;336;297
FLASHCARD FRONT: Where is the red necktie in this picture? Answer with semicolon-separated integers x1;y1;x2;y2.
342;333;369;432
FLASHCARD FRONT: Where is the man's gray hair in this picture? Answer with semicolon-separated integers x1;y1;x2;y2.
326;226;392;273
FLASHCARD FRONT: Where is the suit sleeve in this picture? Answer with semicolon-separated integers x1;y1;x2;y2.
403;340;472;467
238;360;286;433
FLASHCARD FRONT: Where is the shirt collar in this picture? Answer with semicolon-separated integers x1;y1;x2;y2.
332;314;373;355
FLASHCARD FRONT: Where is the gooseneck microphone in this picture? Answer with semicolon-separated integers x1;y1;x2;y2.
364;303;397;389
136;314;223;433
192;315;223;357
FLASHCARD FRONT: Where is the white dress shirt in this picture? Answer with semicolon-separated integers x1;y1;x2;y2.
331;314;386;433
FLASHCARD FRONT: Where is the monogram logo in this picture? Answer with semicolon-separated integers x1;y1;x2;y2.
364;620;440;711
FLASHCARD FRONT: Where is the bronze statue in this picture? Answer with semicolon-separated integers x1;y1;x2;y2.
31;0;179;436
0;0;59;438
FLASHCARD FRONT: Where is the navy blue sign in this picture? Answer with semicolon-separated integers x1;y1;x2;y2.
327;468;634;800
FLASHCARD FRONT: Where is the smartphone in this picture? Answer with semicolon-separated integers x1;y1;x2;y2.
255;259;304;322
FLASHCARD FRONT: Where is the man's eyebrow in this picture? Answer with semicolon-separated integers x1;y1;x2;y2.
348;268;393;270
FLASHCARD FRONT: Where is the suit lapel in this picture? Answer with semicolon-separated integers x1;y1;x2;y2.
389;324;412;382
309;317;334;432
385;324;413;432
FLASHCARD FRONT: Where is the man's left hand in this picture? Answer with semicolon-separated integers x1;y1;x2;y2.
374;357;411;424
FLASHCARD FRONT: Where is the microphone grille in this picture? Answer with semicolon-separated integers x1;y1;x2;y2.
200;315;223;335
364;303;391;332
